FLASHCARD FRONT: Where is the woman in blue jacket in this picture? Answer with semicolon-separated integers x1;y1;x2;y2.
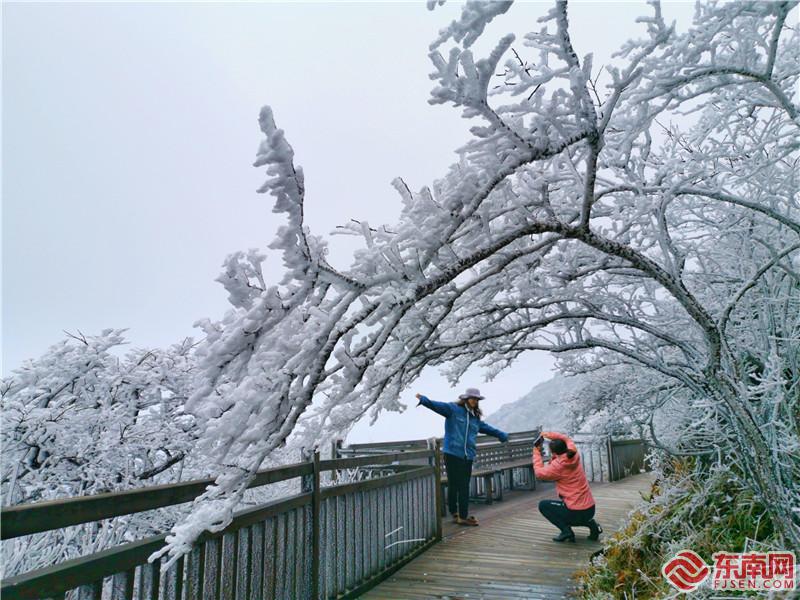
416;387;509;526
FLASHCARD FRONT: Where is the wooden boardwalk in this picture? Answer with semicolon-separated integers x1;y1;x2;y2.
361;473;654;600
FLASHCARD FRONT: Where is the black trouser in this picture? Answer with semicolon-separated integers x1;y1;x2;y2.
538;499;595;533
444;453;473;519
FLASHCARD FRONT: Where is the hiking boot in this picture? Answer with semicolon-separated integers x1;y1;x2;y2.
587;519;603;541
552;529;575;543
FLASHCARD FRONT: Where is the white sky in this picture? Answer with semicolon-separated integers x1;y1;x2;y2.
2;1;697;443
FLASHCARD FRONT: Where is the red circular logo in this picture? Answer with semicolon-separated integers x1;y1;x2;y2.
662;550;711;592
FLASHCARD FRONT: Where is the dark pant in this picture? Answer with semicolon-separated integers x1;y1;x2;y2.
444;453;473;519
538;499;595;533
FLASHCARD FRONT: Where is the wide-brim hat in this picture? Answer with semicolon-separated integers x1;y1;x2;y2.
459;387;485;400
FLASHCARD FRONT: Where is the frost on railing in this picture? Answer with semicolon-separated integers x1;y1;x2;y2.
319;471;436;598
0;450;441;600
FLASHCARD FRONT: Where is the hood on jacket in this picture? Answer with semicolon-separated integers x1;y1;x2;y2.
551;451;580;469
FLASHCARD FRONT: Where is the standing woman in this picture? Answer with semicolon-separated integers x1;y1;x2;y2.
416;388;509;526
533;431;603;542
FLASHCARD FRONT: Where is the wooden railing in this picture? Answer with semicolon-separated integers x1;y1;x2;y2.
340;429;541;460
1;432;650;599
572;435;650;482
1;450;442;600
341;431;649;485
571;435;611;482
336;431;542;508
608;438;649;481
336;430;542;504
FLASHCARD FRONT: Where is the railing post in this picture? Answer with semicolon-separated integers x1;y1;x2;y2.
301;448;312;493
598;440;604;483
330;439;343;482
311;450;321;600
429;438;443;542
606;436;615;482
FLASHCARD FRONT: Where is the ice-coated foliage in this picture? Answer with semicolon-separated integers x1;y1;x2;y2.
2;0;796;570
1;330;199;502
0;330;202;574
152;0;799;564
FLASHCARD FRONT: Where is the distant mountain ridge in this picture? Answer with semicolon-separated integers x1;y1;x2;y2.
486;374;583;433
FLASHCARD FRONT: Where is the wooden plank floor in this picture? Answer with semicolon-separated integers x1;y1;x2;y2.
360;473;654;600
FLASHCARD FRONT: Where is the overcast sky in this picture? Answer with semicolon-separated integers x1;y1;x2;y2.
2;1;697;443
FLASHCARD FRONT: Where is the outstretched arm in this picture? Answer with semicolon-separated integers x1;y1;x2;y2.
416;393;453;417
532;446;561;480
478;421;509;442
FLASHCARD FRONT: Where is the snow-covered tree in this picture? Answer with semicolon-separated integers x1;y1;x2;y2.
1;330;202;575
155;0;799;563
2;330;199;503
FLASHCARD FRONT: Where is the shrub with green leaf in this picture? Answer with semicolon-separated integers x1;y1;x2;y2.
576;458;781;599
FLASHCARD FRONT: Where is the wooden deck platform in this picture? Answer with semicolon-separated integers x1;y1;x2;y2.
360;473;654;600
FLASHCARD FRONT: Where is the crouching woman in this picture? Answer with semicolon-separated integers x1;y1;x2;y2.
416;388;508;526
533;431;602;542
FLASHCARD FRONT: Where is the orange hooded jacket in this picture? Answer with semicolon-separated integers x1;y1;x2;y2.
532;431;595;510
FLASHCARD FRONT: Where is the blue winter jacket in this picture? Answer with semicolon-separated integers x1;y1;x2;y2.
418;396;509;460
